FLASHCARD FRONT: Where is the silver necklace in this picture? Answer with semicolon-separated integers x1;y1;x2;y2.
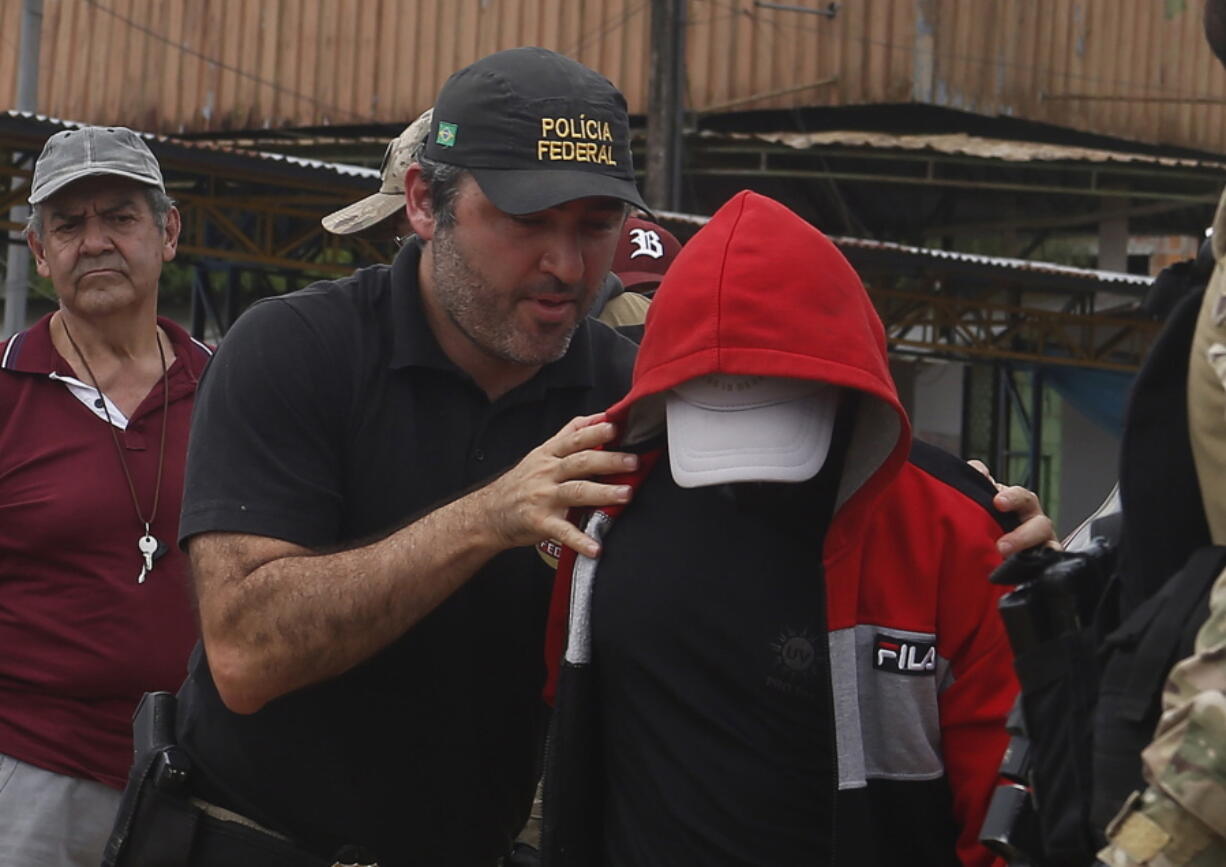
61;317;170;583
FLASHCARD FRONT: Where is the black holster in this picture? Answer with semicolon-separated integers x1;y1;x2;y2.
102;691;199;867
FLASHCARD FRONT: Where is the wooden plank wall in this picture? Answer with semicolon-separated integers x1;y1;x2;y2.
925;0;1226;152
8;0;652;134
2;0;1225;154
0;0;20;109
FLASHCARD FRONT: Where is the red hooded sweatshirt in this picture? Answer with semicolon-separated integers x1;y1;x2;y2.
544;191;1014;867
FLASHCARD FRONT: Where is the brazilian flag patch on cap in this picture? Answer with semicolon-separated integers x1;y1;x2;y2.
436;122;458;147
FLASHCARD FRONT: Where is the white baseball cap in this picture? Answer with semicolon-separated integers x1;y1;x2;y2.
666;374;840;488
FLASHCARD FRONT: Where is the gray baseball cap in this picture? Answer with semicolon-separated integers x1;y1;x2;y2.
29;125;165;205
322;108;434;236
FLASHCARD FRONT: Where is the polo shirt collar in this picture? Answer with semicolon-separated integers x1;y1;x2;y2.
388;237;595;393
388;239;451;372
2;311;213;389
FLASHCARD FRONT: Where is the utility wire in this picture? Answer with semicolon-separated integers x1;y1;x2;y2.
82;0;381;126
60;0;1226;128
690;0;1226;103
688;12;748;28
86;0;650;126
567;0;652;57
0;30;20;60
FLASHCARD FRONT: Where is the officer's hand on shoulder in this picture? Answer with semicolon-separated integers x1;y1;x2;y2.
480;414;638;559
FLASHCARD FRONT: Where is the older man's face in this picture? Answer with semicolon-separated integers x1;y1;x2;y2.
28;176;179;319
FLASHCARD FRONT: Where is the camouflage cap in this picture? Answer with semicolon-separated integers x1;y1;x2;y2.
322;108;433;236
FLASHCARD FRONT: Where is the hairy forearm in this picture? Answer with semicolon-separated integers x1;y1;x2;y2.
195;413;636;714
196;488;506;714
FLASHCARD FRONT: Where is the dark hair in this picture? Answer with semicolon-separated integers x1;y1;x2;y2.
416;155;467;230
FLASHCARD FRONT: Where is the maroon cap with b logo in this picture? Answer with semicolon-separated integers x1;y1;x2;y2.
611;217;683;293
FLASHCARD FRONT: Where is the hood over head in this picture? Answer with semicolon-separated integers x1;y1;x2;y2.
607;190;911;512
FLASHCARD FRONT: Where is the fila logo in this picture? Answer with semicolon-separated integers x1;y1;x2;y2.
628;227;665;259
872;634;937;676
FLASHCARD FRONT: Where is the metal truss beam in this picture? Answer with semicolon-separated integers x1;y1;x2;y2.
171;191;388;277
0;123;386;281
1;191;382;278
868;287;1160;371
691;166;1219;203
692;141;1226;187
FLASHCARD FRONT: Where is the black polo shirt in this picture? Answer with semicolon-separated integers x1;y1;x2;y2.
176;242;637;867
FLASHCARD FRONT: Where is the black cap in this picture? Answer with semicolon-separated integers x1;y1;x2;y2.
424;46;648;215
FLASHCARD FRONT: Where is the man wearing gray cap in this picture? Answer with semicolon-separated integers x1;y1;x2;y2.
0;126;211;866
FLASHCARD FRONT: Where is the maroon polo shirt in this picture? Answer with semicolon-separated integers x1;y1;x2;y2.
0;313;211;789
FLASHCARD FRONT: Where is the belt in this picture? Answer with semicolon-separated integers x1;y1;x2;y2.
191;797;293;841
193;794;513;867
186;797;379;867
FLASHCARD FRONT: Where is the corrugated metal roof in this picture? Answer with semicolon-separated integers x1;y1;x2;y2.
708;129;1226;172
831;235;1153;287
655;208;1154;287
11;0;1226;157
3;110;380;181
0;110;1161;290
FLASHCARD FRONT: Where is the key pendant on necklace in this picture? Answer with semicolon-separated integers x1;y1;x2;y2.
138;532;159;583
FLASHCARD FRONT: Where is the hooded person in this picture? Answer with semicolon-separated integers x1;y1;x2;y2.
540;190;1018;867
